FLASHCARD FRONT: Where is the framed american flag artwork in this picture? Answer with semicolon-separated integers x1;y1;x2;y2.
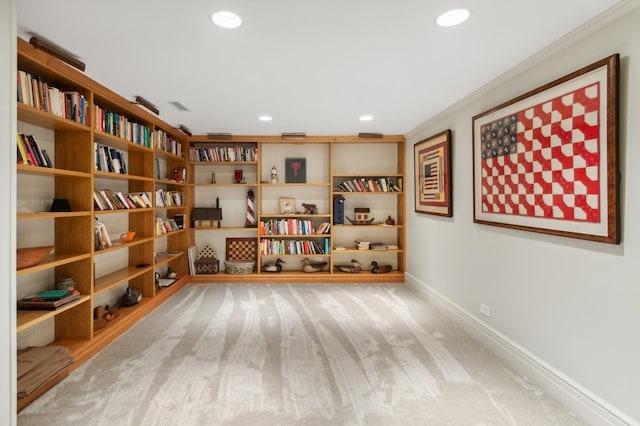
414;129;452;216
472;54;619;244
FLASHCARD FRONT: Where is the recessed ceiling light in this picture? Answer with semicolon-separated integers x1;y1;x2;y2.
359;115;374;122
258;115;272;122
436;9;470;27
211;11;242;29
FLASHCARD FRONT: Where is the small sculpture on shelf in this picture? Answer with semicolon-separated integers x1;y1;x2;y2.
301;258;327;272
334;259;362;273
371;261;392;274
302;203;317;214
385;215;395;225
262;258;285;272
271;165;278;184
346;207;374;225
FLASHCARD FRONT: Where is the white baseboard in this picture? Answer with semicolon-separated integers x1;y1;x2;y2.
404;273;637;426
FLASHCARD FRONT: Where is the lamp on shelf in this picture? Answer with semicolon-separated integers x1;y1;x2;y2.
358;132;384;139
29;36;86;71
281;132;306;141
133;96;159;115
178;125;192;137
206;133;233;140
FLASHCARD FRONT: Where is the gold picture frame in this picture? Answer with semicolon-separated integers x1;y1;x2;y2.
279;197;296;214
414;129;452;216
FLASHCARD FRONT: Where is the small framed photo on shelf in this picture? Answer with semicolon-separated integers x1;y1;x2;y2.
285;158;306;183
280;197;296;214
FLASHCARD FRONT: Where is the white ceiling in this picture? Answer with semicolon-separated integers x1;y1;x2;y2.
17;0;621;136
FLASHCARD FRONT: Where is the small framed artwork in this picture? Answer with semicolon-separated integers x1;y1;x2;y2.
472;54;619;244
285;158;306;183
280;197;296;214
414;129;452;216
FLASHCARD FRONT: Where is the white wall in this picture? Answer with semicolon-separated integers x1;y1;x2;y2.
405;4;639;424
1;0;17;423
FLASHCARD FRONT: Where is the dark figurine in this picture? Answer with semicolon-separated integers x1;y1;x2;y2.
262;258;285;272
371;261;392;274
301;258;327;272
334;259;362;273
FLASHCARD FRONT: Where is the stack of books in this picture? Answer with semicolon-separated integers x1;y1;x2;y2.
355;240;370;250
370;242;388;251
18;289;80;310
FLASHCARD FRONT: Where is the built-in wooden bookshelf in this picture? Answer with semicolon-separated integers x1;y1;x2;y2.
14;36;405;411
15;37;190;411
188;135;406;283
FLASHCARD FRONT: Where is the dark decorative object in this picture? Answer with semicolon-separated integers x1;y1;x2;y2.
50;198;71;212
472;54;619;244
120;287;142;306
173;167;186;183
334;259;362;273
262;258;285;272
385;215;395;225
174;214;185;229
371;261;392;274
302;203;317;214
29;36;86;71
414;129;452;216
234;169;243;183
285;158;306;183
333;195;345;225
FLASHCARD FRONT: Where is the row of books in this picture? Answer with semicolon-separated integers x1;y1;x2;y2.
94;190;152;211
17;289;81;311
155;189;184;207
259;219;331;236
260;238;330;255
336;177;401;193
95;144;127;174
155;130;182;156
17;70;88;124
17;133;53;168
188;146;257;162
155;217;180;236
94;105;153;147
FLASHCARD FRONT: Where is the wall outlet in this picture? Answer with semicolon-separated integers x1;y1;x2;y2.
480;304;491;317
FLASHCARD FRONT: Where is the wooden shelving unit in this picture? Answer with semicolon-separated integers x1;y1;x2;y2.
188;135;406;282
15;37;190;411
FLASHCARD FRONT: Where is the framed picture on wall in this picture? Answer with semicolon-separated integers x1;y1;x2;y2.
414;129;452;216
472;54;620;244
285;158;306;183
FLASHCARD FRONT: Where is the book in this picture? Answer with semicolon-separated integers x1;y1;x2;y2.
18;290;80;310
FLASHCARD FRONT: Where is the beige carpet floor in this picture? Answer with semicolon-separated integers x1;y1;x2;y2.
18;283;585;425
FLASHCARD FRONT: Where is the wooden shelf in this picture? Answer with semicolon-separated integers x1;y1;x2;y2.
94;266;151;295
93;238;154;255
16;295;91;332
17;164;92;178
94;170;154;182
17;103;90;132
16;253;91;276
17;211;92;220
156;251;184;267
